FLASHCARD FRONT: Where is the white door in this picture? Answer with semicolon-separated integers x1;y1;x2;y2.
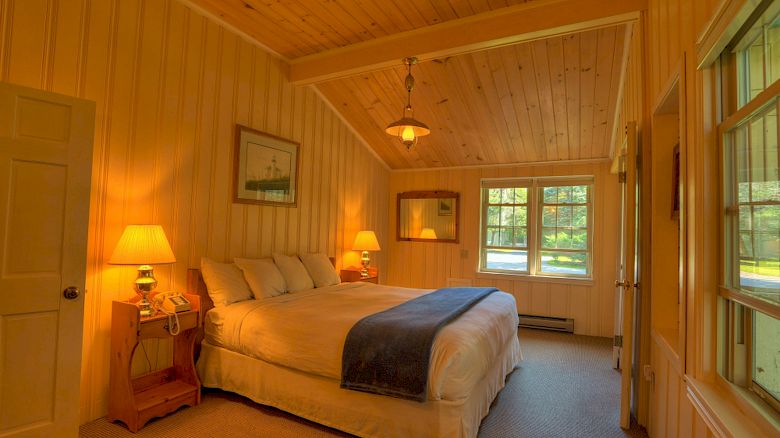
618;122;638;429
0;82;94;437
613;138;628;370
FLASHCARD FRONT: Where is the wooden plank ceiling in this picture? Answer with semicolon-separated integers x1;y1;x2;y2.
188;0;630;169
189;0;533;59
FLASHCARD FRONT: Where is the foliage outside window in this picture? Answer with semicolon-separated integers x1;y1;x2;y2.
720;3;780;414
480;178;593;278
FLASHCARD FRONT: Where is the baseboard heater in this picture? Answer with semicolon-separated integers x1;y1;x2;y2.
518;314;574;333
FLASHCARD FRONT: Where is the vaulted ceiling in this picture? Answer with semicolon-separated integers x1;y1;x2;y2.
187;0;638;169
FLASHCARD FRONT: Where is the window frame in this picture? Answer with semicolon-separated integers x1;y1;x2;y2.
480;180;532;275
479;176;594;279
718;2;780;417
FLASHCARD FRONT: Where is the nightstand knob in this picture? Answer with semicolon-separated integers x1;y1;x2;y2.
63;286;80;300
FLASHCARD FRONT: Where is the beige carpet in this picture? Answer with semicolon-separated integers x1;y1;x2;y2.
81;329;648;437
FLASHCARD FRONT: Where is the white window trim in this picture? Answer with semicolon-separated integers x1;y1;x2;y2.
478;176;595;279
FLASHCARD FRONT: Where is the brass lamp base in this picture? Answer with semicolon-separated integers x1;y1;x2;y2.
135;265;158;317
360;251;370;278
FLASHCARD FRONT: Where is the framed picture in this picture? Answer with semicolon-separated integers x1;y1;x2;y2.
234;124;300;207
438;198;453;216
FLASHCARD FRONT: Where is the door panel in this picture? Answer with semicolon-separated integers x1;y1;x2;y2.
0;82;94;437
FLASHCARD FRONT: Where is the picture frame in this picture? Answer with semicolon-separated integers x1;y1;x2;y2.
234;124;300;207
438;198;453;216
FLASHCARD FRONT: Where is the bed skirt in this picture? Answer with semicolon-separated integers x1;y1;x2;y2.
196;335;521;438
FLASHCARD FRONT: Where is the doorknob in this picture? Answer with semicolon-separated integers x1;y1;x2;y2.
63;286;80;300
615;280;626;287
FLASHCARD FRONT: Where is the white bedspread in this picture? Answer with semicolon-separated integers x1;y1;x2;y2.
204;282;519;401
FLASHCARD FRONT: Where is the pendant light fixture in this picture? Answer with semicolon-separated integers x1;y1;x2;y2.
385;57;430;150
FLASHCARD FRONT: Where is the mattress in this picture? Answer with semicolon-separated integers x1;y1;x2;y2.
203;282;520;401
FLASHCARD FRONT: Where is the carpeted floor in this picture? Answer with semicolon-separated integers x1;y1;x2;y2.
81;329;648;437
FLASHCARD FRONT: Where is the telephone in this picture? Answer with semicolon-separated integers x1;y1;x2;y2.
151;291;191;335
153;291;191;313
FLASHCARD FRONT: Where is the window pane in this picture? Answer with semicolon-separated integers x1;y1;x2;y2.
539;251;587;275
572;185;588;203
753;310;780;402
501;188;515;204
489;188;501;204
732;106;780;303
500;206;514;226
543;187;558;203
557;206;573;227
541;227;557;249
486;227;499;246
571;229;588;249
556;229;573;248
485;249;528;272
573;206;588;227
514;187;528;204
513;228;527;247
769;15;780;85
513;206;527;226
557;186;572;204
748;34;765;101
499;227;513;246
487;206;500;226
542;206;557;226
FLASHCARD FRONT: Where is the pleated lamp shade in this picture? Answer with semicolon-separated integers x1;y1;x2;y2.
109;225;176;265
352;230;381;251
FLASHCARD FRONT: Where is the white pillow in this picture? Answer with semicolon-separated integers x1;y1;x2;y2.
299;253;340;288
272;253;314;292
200;258;253;307
234;257;287;299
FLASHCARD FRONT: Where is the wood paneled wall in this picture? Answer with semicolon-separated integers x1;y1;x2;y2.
386;161;620;337
0;0;389;423
650;335;716;438
639;0;726;435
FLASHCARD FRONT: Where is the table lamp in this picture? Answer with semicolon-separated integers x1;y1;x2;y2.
419;228;438;239
109;225;176;317
352;230;380;278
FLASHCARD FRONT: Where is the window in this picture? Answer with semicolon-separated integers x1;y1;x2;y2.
480;177;593;278
720;2;780;414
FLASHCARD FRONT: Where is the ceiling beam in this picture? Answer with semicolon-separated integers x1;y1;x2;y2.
290;0;647;85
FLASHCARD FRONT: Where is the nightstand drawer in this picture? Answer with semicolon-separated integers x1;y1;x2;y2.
139;311;198;339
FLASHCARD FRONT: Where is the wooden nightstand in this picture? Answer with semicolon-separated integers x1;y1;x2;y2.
108;294;201;432
341;267;379;284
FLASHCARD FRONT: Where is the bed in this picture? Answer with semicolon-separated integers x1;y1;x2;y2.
188;268;521;438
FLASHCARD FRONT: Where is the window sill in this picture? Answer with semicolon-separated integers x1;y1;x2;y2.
686;376;780;437
475;270;594;286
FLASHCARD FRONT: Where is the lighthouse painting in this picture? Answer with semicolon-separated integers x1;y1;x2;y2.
234;125;299;206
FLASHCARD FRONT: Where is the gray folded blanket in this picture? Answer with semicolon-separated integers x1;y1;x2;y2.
340;287;499;402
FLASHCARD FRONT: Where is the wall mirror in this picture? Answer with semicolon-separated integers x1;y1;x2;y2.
397;191;459;243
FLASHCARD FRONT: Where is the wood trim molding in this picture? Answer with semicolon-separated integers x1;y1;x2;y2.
695;0;759;68
289;0;647;85
391;157;612;173
608;23;635;160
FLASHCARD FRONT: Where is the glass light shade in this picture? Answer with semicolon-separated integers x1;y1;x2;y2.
109;225;176;265
385;117;430;148
352;230;381;251
419;228;438;239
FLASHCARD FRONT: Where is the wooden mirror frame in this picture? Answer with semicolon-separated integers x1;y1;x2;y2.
396;191;460;243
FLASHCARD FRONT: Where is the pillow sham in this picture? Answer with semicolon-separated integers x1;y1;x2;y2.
299;253;340;288
200;257;253;307
272;253;314;292
234;257;287;299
